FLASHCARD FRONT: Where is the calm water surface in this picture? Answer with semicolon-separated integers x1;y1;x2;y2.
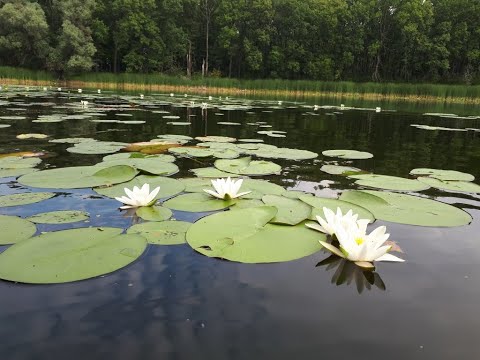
0;89;480;360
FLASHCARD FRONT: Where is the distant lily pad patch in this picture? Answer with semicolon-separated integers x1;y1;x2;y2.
0;192;56;207
186;207;323;263
163;193;236;212
0;227;147;284
27;210;90;224
0;215;37;245
417;177;480;194
322;149;373;160
191;167;240;178
136;206;172;222
320;165;364;176
340;190;471;227
195;136;236;143
127;221;191;245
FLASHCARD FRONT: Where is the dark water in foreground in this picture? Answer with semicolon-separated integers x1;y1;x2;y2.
1;89;480;360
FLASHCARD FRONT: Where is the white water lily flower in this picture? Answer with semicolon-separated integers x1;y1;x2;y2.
306;207;369;237
203;177;251;200
320;224;404;268
115;183;160;210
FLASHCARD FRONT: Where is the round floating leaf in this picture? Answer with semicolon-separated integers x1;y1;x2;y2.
231;199;264;210
123;141;182;154
191;167;240;178
0;227;147;284
217;122;241;126
157;134;193;141
322;149;374;160
95;175;185;199
67;141;127;155
167;122;191;126
195;136;236;143
340;190;471;227
19;165;138;189
262;195;311;225
299;195;375;223
136;206;172;222
0;192;55;207
349;174;430;192
164;193;236;212
49;137;95;144
282;191;312;199
410;168;475;182
215;157;281;176
97;158;179;176
417;177;480;194
0;215;37;245
127;221;191;245
102;152;175;163
169;147;213;157
240;179;286;199
27;210;89;224
0;168;38;178
213;149;240;159
0;124;11;128
249;148;318;160
17;133;49;140
238;139;264;143
0;156;41;170
186;207;323;263
320;165;364;176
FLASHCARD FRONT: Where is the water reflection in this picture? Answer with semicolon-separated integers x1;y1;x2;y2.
316;255;386;294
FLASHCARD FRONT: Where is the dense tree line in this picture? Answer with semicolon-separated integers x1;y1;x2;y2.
0;0;479;83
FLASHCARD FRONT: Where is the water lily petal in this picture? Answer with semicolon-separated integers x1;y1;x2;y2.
376;253;405;262
319;241;345;258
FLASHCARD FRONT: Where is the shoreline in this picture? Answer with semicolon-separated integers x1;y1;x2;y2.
1;77;480;105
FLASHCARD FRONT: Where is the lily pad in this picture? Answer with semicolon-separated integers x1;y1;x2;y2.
231;199;264;210
0;168;38;178
102;152;176;163
195;136;236;143
97;158;179;176
67;141;127;155
262;195;311;225
0;215;37;245
94;175;184;199
127;221;191;245
0;192;55;207
27;211;90;224
349;174;430;192
340;190;471;227
417;177;480;194
0;227;147;284
186;207;323;263
410;168;475;182
299;195;375;222
321;165;364;176
240;179;286;199
322;149;374;160
123;141;182;154
215;157;281;176
19;165;138;189
191;167;240;178
163;193;236;212
136;206;172;222
169;147;213;158
17;133;49;140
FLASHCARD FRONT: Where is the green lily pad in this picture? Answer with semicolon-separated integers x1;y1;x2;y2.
195;136;236;143
257;130;286;138
0;227;147;284
215;157;281;176
282;191;312;199
27;210;90;224
136;206;172;221
102;152;176;163
0;215;37;245
340;190;471;227
157;134;193;141
213;149;241;159
349;174;430;192
94;175;185;199
127;221;191;245
179;178;213;192
299;195;375;222
67;141;127;155
0;124;11;128
169;147;213;157
167;122;191;126
410;168;475;182
230;199;264;210
0;192;56;207
240;179;286;199
19;165;138;189
322;149;374;160
417;177;480;194
163;193;236;212
186;207;323;263
0;168;38;178
191;167;240;178
0;156;41;170
249;148;318;160
321;165;364;176
262;195;312;225
96;158;179;176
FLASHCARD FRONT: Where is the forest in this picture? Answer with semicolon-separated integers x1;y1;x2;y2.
0;0;479;84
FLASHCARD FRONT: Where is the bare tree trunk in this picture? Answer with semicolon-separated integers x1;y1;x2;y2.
205;15;209;76
186;41;192;77
113;43;118;74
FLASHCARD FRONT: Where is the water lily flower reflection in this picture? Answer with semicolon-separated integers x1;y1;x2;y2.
203;177;251;200
115;183;160;210
308;207;404;268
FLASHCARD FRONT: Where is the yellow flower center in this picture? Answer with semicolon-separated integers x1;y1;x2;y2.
355;237;364;245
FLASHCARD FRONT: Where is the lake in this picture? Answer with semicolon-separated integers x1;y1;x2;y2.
0;87;479;360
